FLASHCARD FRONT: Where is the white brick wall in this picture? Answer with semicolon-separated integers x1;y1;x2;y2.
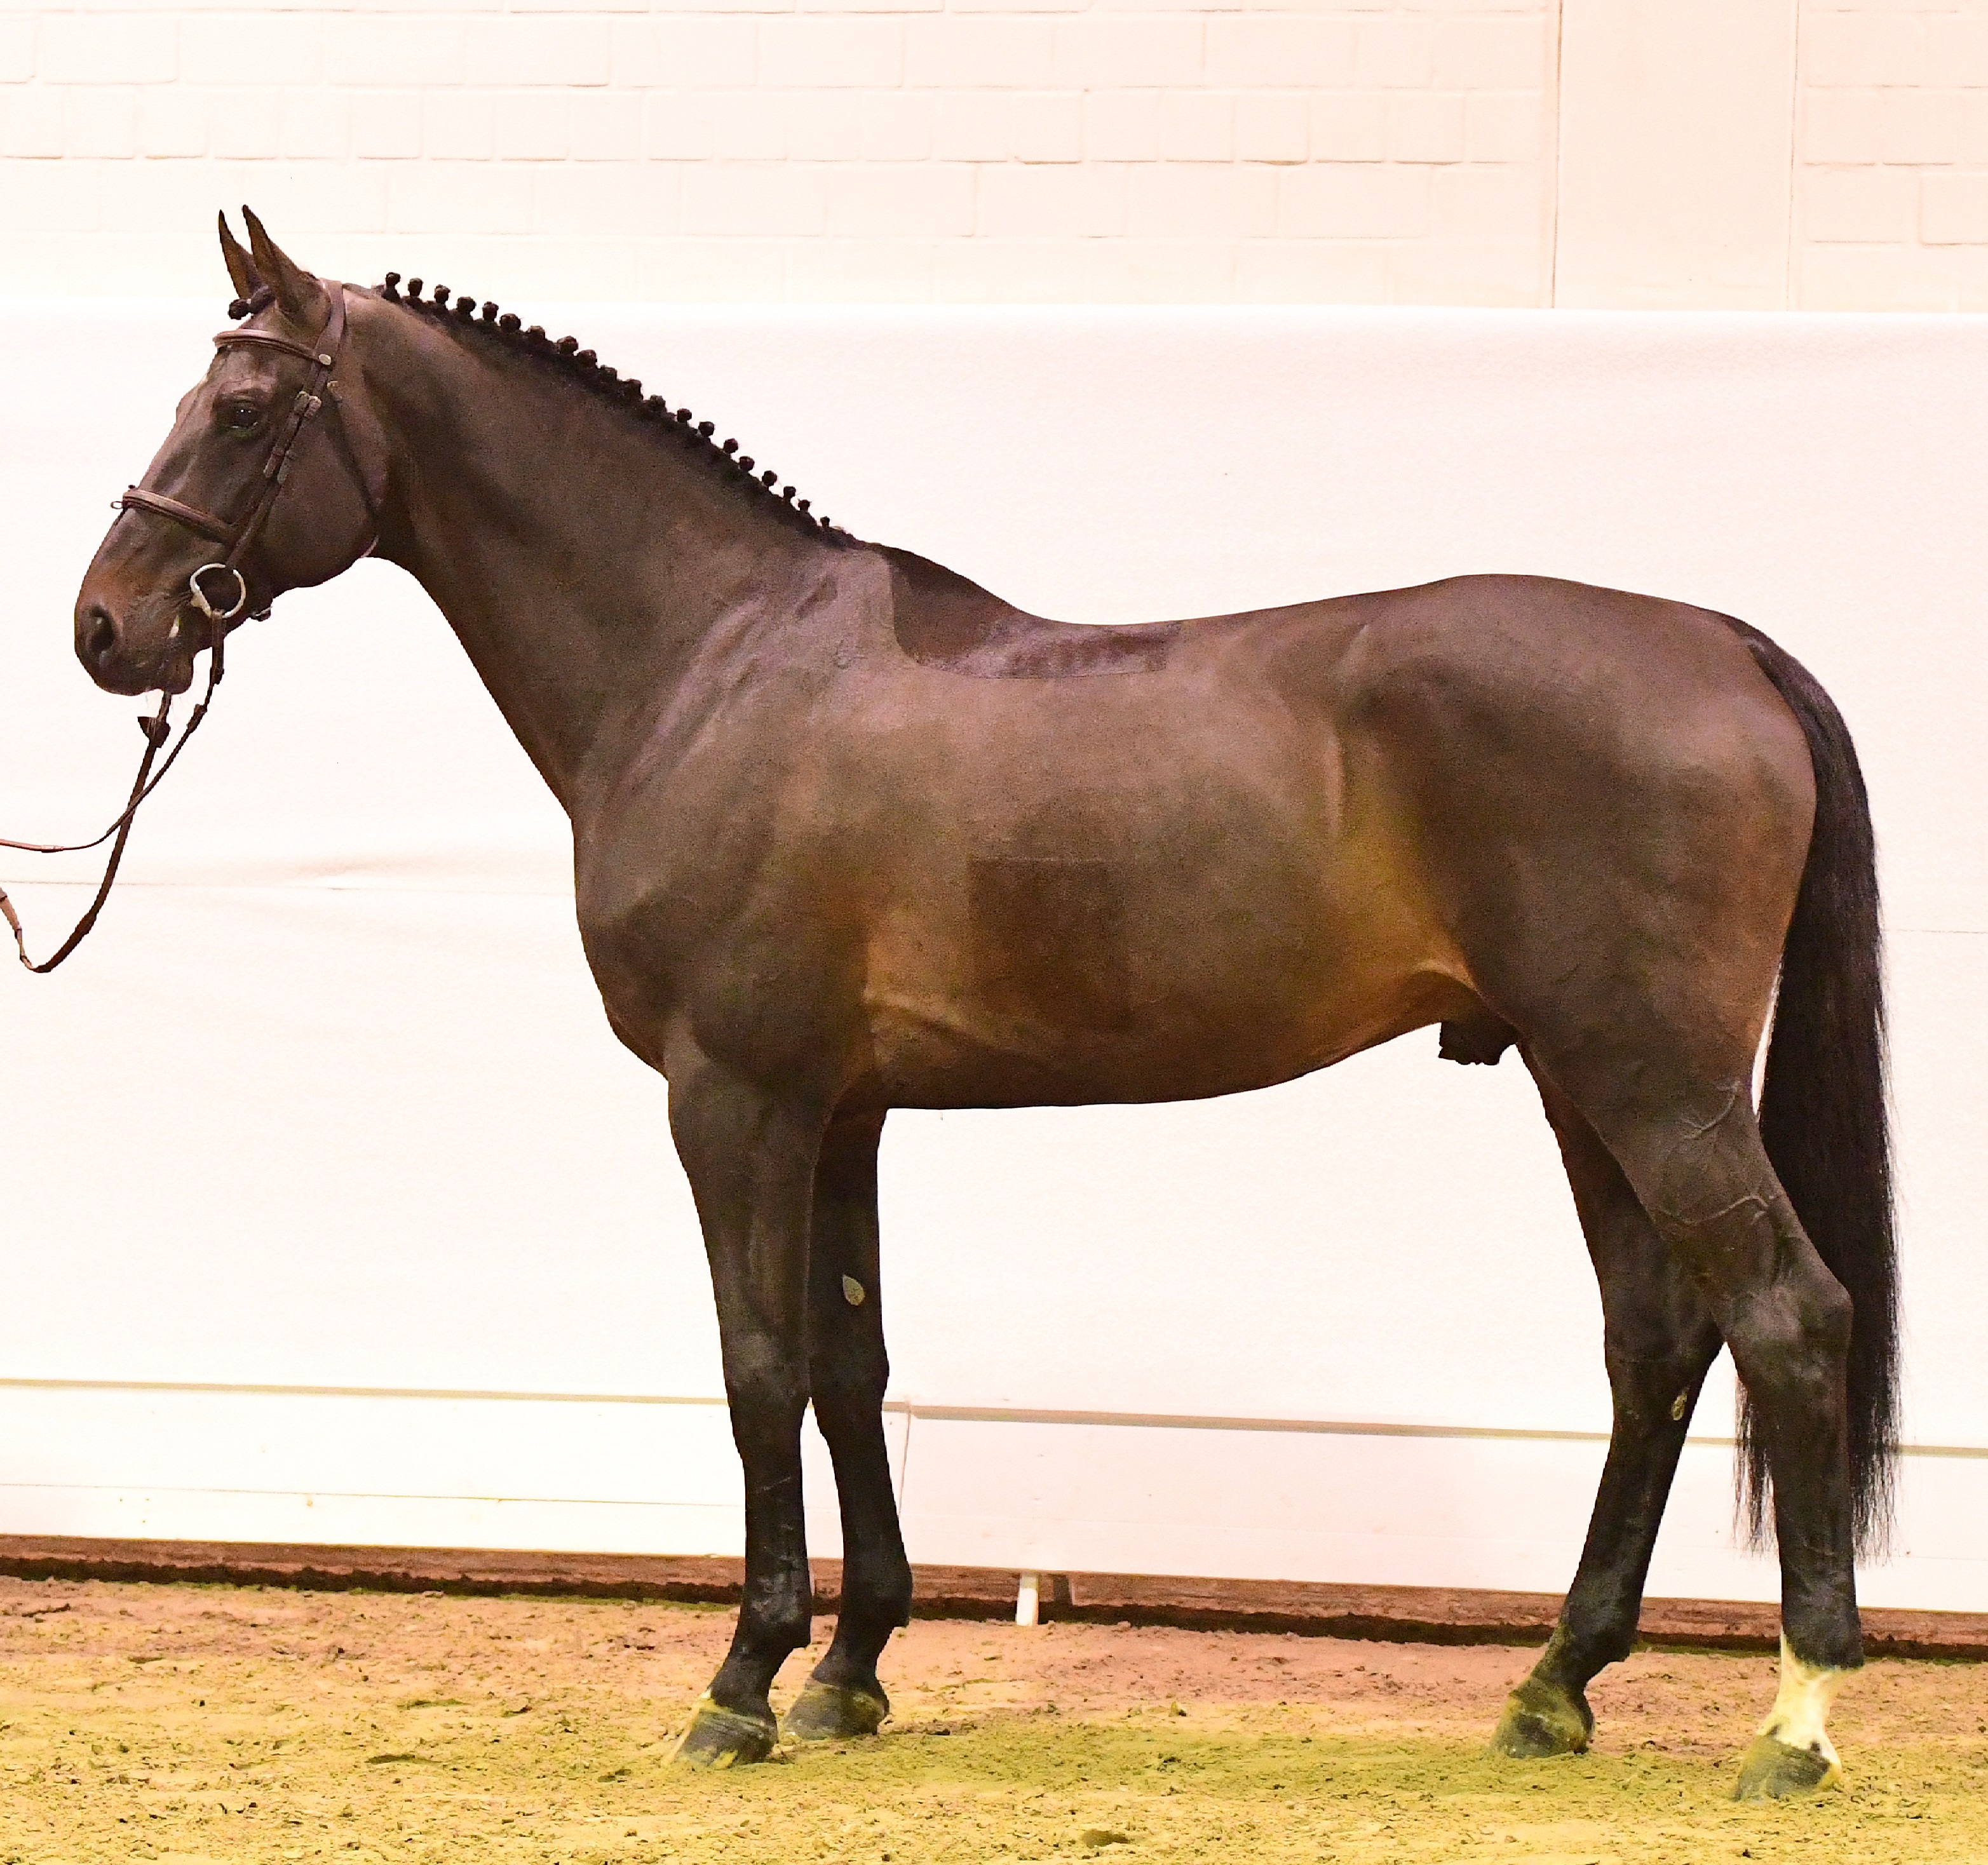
12;1;1988;306
1795;1;1988;310
0;1;1556;303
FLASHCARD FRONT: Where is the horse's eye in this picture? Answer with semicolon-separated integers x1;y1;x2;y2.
227;403;260;431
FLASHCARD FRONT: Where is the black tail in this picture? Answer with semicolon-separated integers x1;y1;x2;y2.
1726;619;1898;1557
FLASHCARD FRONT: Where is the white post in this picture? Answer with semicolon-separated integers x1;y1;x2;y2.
1015;1571;1041;1627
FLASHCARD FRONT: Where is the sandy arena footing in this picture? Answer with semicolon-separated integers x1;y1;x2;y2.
1;1571;1984;1862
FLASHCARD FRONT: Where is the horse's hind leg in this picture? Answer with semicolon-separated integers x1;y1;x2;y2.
782;1110;914;1744
1543;1053;1862;1798
1491;1064;1722;1760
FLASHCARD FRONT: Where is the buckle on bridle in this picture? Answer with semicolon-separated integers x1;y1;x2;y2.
188;562;248;623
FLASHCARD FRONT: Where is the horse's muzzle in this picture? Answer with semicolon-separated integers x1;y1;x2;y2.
74;602;196;696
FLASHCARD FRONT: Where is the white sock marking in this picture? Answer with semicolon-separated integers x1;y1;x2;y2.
1757;1633;1847;1774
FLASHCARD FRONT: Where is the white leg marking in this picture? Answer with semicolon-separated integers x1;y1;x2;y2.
1757;1634;1847;1775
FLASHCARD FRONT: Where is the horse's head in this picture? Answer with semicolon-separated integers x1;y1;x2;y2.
75;210;388;696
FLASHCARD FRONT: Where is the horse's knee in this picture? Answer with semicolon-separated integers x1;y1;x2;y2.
726;1401;809;1488
1601;1342;1715;1429
810;1336;889;1425
726;1317;808;1387
812;1375;886;1433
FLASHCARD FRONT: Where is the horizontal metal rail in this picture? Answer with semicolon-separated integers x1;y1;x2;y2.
1;1375;1982;1459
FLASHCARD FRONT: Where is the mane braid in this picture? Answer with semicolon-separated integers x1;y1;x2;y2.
374;273;851;543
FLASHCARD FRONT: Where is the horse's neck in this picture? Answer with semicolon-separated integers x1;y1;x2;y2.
358;304;830;813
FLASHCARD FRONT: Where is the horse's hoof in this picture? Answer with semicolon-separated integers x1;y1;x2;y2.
1488;1676;1593;1759
1733;1734;1841;1800
671;1695;779;1769
780;1678;890;1743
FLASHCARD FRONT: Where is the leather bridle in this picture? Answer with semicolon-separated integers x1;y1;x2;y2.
121;285;369;656
0;285;377;973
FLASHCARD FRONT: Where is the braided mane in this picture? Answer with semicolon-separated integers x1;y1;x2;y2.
233;274;853;543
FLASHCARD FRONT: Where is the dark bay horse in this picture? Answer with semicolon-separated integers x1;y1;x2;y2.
71;213;1898;1801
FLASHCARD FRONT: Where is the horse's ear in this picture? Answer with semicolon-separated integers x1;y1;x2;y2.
241;205;325;324
218;212;260;302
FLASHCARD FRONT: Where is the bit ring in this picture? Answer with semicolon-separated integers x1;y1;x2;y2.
188;563;248;623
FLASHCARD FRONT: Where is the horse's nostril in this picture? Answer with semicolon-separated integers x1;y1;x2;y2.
81;605;118;666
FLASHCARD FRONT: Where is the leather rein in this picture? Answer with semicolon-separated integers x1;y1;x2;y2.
0;286;368;973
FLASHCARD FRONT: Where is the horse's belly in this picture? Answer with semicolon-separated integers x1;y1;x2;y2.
859;880;1468;1109
865;983;1464;1108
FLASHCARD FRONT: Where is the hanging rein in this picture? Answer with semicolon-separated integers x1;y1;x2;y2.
0;286;370;973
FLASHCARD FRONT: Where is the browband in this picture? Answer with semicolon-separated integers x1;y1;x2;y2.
213;327;335;369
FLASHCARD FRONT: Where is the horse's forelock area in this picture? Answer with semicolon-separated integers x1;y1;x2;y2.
1;1576;1980;1863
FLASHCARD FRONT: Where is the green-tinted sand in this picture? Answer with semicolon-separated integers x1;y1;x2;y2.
1;1578;1982;1863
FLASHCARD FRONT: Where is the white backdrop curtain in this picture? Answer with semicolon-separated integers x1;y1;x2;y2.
3;301;1984;1610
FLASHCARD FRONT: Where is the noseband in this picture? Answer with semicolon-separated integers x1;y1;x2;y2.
0;285;373;973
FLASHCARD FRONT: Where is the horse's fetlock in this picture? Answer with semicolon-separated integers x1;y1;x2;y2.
1564;1627;1634;1679
849;1568;913;1628
737;1603;813;1657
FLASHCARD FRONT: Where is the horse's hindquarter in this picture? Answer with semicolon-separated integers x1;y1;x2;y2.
1335;576;1816;1079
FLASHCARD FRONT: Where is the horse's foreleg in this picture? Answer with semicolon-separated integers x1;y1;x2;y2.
665;1051;827;1767
783;1109;914;1744
1491;1066;1722;1761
